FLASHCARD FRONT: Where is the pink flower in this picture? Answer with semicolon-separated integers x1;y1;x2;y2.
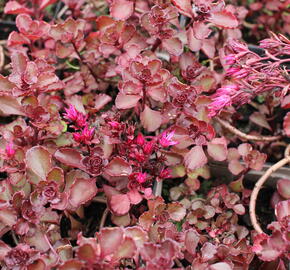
136;172;147;183
159;130;178;148
208;95;232;117
143;141;155;155
5;141;15;158
73;125;95;144
108;121;120;128
159;168;171;179
225;54;236;65
136;133;145;145
64;104;87;128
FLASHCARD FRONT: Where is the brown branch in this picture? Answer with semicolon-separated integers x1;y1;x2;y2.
216;117;282;142
249;145;290;234
99;208;109;229
92;196;107;204
71;41;99;84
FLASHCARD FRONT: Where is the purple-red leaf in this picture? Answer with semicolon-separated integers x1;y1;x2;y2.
26;146;52;180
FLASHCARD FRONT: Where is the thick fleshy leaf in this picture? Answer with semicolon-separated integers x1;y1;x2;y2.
201;242;217;261
58;260;84;270
0;208;17;227
283;112;290;137
115;93;141;109
250;112;271;131
167;202;186;221
98;227;123;257
54;148;85;170
105;157;132;176
185;229;200;255
4;1;32;15
209;10;239;29
0;241;11;260
171;0;192;17
110;0;134;20
275;200;290;222
192;22;212;40
0;96;24;116
209;262;233;270
127;189;143;205
162;37;183;56
0;75;15;94
184;146;208;171
112;236;136;260
26;146;52;180
69;178;97;208
111;213;131;227
228;160;244;175
110;194;131;215
207;141;227;161
39;0;57;11
277;179;290;199
140;105;162;132
95;94;112;111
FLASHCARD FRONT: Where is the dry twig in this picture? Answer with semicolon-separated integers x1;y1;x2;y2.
249;144;290;234
216;117;282;142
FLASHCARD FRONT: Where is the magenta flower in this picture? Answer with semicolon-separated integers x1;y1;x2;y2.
208;95;232;117
224;54;236;65
5;141;15;158
136;172;147;183
73;125;95;144
136;133;145;145
63;104;87;128
159;130;178;148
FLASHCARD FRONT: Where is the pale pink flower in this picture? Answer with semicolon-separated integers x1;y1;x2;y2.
208;95;232;117
159;130;178;148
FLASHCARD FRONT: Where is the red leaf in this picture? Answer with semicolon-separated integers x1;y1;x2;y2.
275;200;290;222
277;179;290;199
209;10;239;29
207;139;227;162
184;146;208;171
167;202;186;221
112;236;136;260
209;262;233;270
162;37;183;56
192;22;212;40
185;229;200;255
54;148;85;170
171;0;192;17
105;157;132;176
283;112;290;137
39;0;57;11
110;0;134;20
250;112;272;131
140;105;162;132
98;228;123;257
0;75;16;94
110;194;131;215
26;146;52;180
4;1;32;15
69;178;98;208
0;96;25;116
115;93;141;109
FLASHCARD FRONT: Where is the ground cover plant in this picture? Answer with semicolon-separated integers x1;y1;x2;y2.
0;0;289;269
